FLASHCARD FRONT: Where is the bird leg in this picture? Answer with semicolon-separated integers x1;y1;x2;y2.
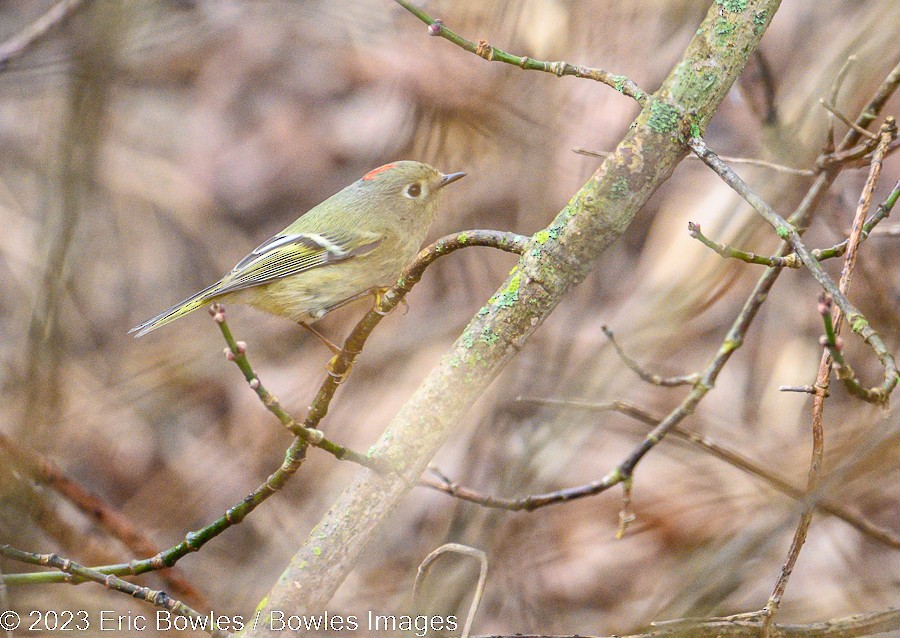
299;322;342;355
299;322;355;382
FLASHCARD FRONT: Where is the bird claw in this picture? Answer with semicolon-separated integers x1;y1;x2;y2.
326;355;353;384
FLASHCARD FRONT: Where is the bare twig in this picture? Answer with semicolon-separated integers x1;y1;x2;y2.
414;544;487;638
3;435;309;586
688;221;801;268
3;231;526;587
820;99;879;141
778;385;819;394
812;179;899;261
423;397;900;548
394;0;648;105
824;56;856;153
817;136;882;171
689;134;898;403
0;433;207;607
575;147;814;176
761;118;897;637
0;545;231;638
602;325;700;386
211;305;387;473
0;0;84;69
688;175;898;268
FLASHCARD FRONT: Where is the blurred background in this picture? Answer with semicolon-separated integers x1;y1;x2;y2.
0;0;897;635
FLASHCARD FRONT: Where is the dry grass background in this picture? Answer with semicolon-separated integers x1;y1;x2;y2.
0;1;897;636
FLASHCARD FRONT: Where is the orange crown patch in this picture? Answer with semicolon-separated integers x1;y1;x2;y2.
362;163;396;180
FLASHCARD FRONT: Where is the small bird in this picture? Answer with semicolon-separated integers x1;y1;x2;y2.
130;161;465;347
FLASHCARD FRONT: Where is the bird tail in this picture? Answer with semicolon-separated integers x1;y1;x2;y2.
129;282;223;338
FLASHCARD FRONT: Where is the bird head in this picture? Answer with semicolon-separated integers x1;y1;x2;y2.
353;160;465;223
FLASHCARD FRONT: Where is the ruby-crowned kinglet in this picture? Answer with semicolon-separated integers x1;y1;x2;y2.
130;161;465;338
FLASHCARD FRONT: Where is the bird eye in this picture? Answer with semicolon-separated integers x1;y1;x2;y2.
404;182;423;199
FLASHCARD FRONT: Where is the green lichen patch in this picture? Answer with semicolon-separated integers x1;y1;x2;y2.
647;100;680;134
492;271;522;308
753;10;768;33
610;176;629;200
480;326;499;345
776;226;790;239
714;17;736;43
717;0;748;12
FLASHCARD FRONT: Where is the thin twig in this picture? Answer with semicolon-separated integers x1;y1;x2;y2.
0;545;231;638
812;179;900;260
3;435;309;586
602;325;700;386
688;221;801;268
820;99;879;140
688;177;898;267
778;385;818;394
394;0;648;105
689;135;898;403
414;544;487;638
211;305;387;473
0;0;84;69
3;230;527;587
824;56;856;153
0;433;207;607
817;136;882;171
761;118;896;637
422;397;900;548
575;147;814;176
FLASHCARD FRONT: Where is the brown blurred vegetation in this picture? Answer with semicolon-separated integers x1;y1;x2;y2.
0;0;897;636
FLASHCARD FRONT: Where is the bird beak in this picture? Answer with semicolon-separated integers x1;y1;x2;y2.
438;171;466;188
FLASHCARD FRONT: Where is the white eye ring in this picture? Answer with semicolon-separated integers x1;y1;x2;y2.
404;182;423;199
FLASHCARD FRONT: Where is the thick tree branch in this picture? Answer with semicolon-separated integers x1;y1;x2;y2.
248;1;784;628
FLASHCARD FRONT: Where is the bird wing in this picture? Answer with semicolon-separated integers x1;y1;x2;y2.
214;229;384;295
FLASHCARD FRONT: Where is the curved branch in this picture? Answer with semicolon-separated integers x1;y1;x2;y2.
394;0;648;105
2;230;525;588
